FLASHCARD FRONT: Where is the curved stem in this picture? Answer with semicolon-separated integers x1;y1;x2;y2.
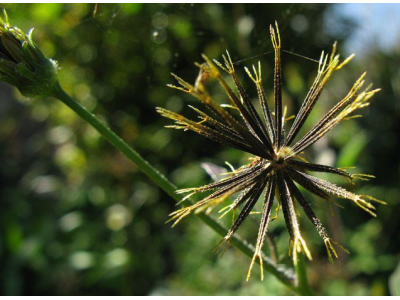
295;254;314;296
52;83;300;294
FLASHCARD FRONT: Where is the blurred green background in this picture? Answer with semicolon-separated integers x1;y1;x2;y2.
0;3;399;296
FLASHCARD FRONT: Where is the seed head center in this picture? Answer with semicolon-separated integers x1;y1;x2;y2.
271;146;293;166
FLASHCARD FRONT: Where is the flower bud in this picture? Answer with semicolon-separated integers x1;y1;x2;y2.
0;9;58;97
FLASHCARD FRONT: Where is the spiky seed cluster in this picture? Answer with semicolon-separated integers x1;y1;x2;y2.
0;9;59;97
157;22;385;280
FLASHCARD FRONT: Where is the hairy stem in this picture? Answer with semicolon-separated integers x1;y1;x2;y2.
52;83;302;294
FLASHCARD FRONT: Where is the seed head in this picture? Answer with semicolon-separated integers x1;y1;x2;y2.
158;22;385;280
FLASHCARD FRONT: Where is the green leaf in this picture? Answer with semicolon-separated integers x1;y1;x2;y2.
337;130;368;167
389;262;400;296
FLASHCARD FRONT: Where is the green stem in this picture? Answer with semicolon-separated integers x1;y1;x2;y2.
52;83;300;294
295;254;314;296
